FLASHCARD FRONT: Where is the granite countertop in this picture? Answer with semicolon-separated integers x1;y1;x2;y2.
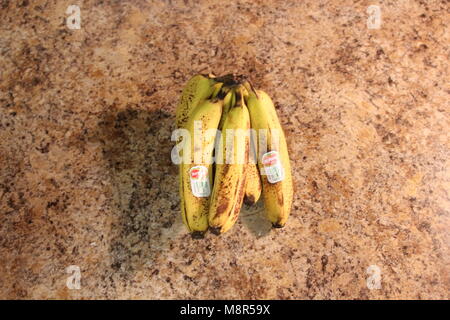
0;0;448;299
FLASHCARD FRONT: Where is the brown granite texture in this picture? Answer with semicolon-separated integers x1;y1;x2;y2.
0;0;449;299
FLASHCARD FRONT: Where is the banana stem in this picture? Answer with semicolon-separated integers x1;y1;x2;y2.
214;74;237;86
214;74;249;86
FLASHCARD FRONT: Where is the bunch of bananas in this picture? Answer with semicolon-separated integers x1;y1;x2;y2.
175;74;293;238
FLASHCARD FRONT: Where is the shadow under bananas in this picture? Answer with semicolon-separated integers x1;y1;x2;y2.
239;201;272;238
97;105;182;278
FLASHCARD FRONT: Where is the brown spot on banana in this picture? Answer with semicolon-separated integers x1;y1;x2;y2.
277;189;284;207
216;201;229;217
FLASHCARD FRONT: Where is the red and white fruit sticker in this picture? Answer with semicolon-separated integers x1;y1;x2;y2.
261;151;284;183
189;166;211;197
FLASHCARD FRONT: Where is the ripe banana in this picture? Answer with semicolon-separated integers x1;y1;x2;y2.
208;90;250;234
211;82;224;99
217;89;234;131
176;74;217;128
244;91;262;206
243;161;262;205
180;98;223;237
217;85;248;130
246;89;293;227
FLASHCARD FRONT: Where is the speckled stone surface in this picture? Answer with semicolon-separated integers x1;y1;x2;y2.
0;0;449;299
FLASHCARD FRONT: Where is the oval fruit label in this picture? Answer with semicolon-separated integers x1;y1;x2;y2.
261;151;284;183
189;166;211;197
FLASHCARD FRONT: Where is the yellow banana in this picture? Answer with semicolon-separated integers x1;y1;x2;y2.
217;85;248;130
208;91;250;234
217;89;234;130
176;74;216;128
230;89;236;110
243;161;262;205
180;98;223;237
244;86;262;205
211;82;224;99
246;89;293;228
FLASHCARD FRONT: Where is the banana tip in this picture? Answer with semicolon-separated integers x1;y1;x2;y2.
272;222;285;229
191;231;206;239
244;196;256;206
209;227;222;236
